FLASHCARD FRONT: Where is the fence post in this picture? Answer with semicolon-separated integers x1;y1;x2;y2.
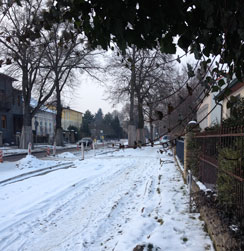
46;147;50;156
28;142;32;155
81;143;84;160
53;142;56;156
92;141;96;156
184;122;200;180
0;150;3;163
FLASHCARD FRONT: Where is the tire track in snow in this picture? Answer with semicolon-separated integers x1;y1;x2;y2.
0;160;128;251
22;154;160;251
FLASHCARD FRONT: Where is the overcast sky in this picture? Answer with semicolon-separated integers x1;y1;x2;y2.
64;47;195;116
64;70;122;115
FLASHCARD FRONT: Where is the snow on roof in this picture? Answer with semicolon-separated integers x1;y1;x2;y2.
0;73;17;82
30;99;56;114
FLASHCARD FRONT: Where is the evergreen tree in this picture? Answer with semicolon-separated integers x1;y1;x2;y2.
111;115;123;139
80;110;94;137
94;108;104;127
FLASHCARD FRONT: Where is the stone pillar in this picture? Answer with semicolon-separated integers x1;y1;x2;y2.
0;131;2;147
184;122;200;179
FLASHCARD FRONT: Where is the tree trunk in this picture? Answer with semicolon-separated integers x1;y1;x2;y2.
128;124;136;146
128;46;136;147
55;127;63;146
55;83;64;146
136;128;145;145
20;103;33;149
20;69;33;149
136;96;145;144
149;106;153;140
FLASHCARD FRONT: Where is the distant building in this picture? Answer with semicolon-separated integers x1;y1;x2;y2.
62;107;83;130
31;100;56;144
0;73;23;145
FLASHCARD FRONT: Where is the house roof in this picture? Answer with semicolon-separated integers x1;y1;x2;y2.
63;107;83;115
0;73;17;82
215;78;244;101
30;99;56;114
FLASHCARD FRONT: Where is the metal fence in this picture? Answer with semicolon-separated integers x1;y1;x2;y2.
176;139;184;164
194;126;244;225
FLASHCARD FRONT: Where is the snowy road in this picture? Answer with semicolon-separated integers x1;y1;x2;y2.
0;147;214;251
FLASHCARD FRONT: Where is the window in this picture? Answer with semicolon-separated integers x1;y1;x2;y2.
45;121;47;134
0;90;5;99
17;95;21;106
40;121;43;135
1;115;7;129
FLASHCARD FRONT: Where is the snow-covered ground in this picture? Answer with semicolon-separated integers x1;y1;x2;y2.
0;144;77;156
0;146;214;251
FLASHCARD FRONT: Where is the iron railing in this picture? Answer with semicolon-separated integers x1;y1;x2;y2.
176;139;184;164
194;126;244;226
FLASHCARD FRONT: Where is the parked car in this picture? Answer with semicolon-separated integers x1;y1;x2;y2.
160;135;170;147
77;137;93;147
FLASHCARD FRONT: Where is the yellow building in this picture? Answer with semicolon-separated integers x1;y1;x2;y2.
62;108;83;130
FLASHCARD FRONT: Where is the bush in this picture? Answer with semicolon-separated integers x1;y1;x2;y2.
217;141;241;205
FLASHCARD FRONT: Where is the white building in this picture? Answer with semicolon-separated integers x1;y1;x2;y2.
31;100;56;143
197;91;222;130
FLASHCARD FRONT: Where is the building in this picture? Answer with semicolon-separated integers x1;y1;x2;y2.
0;73;23;145
31;100;56;144
221;79;244;119
62;107;83;130
197;91;222;130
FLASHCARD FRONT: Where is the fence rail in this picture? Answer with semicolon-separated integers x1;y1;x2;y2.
194;126;244;225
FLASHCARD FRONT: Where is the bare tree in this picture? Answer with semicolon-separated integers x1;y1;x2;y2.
41;22;101;146
0;0;56;148
107;46;175;145
106;45;138;146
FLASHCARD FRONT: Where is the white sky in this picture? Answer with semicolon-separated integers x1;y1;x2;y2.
64;72;121;115
64;50;123;115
